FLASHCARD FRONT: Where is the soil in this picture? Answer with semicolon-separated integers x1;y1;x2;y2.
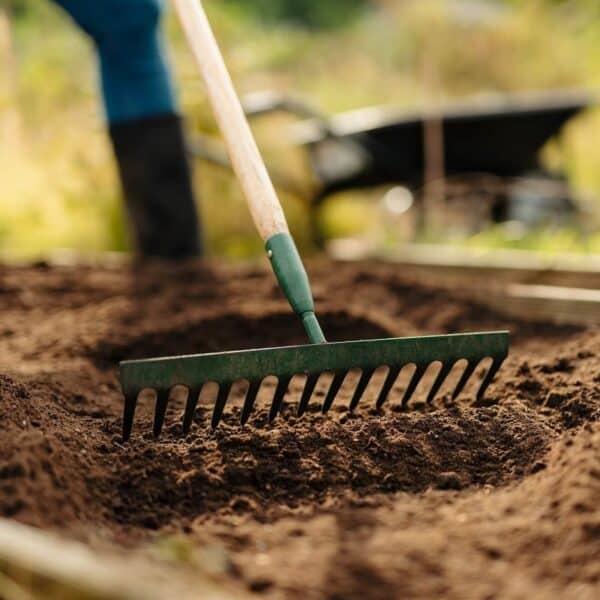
0;259;598;599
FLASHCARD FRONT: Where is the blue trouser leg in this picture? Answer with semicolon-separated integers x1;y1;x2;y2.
51;0;177;124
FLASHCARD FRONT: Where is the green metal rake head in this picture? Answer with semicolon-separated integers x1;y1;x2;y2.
120;330;509;441
120;4;510;442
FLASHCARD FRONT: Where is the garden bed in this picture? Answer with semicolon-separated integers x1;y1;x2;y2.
0;259;598;599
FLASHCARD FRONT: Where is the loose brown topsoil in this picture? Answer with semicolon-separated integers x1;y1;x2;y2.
0;259;598;599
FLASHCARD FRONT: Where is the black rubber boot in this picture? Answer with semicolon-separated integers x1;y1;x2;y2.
109;114;202;259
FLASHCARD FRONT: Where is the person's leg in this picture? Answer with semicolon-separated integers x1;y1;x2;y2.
52;0;202;258
53;0;175;124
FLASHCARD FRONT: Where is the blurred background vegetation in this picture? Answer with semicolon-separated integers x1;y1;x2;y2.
1;0;600;259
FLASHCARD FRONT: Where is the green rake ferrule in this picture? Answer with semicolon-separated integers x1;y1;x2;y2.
266;233;326;345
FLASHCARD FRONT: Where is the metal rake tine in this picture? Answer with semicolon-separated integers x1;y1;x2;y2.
426;362;453;404
241;379;261;425
269;376;292;422
376;366;401;409
153;389;170;438
183;386;203;435
122;392;138;442
298;373;319;416
476;357;505;401
212;382;232;429
401;364;426;408
349;368;375;412
322;371;348;414
452;361;477;400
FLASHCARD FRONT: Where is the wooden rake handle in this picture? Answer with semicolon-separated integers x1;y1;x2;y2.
172;0;289;241
172;0;326;344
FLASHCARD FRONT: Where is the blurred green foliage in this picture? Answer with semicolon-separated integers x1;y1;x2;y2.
1;0;600;259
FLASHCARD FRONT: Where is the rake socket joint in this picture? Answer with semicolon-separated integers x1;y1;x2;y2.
266;233;326;344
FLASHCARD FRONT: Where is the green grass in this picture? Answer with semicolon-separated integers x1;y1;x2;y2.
1;0;600;258
463;225;600;255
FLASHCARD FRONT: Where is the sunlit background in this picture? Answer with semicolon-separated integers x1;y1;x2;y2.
2;0;600;259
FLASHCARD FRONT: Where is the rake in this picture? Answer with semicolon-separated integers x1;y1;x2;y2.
119;0;509;441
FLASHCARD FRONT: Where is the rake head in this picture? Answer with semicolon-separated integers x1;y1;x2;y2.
119;331;509;441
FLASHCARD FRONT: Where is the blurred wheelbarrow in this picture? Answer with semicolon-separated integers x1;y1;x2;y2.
190;88;597;245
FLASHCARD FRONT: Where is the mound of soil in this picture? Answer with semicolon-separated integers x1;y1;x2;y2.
0;259;598;599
